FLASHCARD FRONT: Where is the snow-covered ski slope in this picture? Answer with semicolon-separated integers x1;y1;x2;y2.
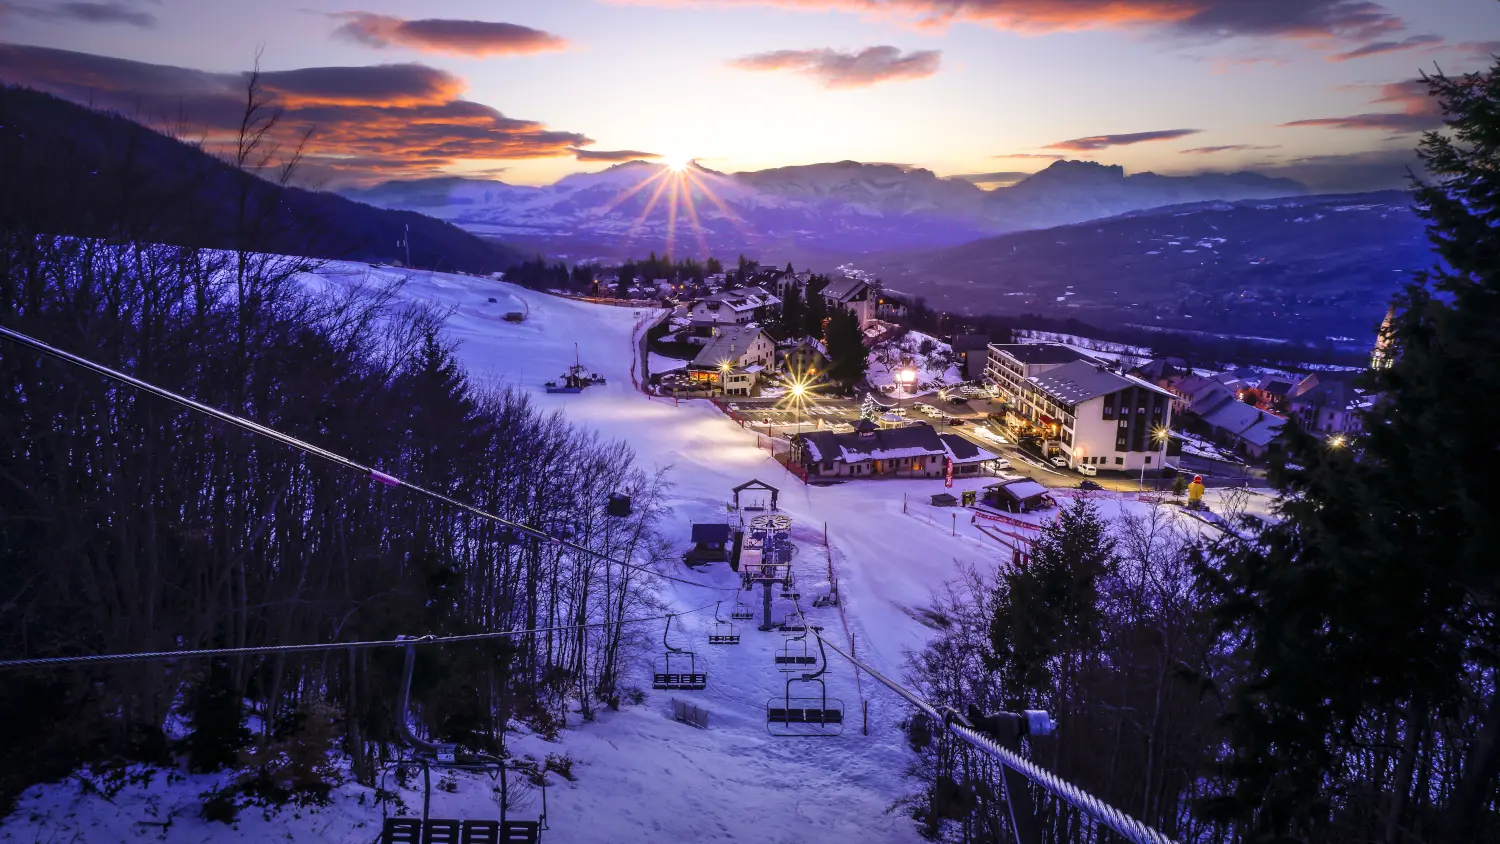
2;263;1256;843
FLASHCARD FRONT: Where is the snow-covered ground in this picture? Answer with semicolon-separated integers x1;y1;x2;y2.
1014;330;1152;368
2;263;1263;843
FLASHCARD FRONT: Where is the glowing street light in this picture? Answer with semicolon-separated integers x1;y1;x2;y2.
1143;426;1171;491
895;366;918;410
1327;433;1348;449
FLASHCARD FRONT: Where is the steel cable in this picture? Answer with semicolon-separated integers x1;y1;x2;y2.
0;603;717;670
0;325;736;595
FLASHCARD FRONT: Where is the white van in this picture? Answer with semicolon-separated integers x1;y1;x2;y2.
1076;464;1098;477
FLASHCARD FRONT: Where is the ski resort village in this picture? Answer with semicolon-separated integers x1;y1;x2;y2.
4;3;1499;843
2;258;1310;844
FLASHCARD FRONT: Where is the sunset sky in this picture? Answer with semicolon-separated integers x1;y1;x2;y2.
2;0;1497;190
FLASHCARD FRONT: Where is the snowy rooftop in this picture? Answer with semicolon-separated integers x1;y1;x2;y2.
1028;360;1172;406
820;276;869;303
940;433;998;464
800;423;946;464
691;325;767;368
989;342;1098;366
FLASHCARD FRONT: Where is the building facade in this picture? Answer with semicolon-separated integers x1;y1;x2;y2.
819;277;876;327
1019;360;1175;472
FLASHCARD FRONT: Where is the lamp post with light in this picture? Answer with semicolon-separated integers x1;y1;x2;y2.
718;360;731;397
895;367;917;414
789;381;807;432
1142;426;1171;491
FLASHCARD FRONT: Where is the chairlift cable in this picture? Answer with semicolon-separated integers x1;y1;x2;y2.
0;603;717;670
0;325;736;595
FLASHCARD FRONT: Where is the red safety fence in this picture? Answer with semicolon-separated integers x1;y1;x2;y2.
969;508;1044;531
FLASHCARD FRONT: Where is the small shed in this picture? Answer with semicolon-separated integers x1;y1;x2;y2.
930;492;959;507
984;480;1053;513
732;479;780;512
685;523;732;565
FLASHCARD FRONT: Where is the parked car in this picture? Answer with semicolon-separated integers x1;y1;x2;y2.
1076;464;1098;477
949;396;970;405
1079;480;1103;491
1050;456;1068;468
948;417;967;426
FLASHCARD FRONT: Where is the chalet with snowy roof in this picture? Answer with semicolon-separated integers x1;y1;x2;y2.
1021;360;1175;472
983;479;1053;513
940;433;1001;478
686;325;776;395
688;286;780;326
792;421;997;479
820;277;875;327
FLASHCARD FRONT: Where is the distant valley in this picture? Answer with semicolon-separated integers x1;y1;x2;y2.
872;192;1429;344
342;159;1306;262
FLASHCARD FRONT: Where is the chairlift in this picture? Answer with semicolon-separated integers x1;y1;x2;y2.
382;638;549;844
766;635;845;738
774;633;818;670
777;614;810;633
729;600;754;621
707;601;740;645
651;615;707;691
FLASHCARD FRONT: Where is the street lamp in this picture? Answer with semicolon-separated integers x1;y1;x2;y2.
718;360;732;397
895;367;917;412
1327;433;1347;450
1143;426;1170;491
789;381;807;431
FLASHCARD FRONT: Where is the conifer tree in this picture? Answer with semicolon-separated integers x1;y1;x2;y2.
986;498;1114;712
1199;57;1500;843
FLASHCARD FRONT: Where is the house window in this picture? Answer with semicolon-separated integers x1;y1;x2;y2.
1145;456;1152;465
1115;457;1124;465
1103;405;1113;418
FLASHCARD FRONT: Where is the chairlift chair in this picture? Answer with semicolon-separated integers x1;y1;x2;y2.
766;635;845;737
774;634;818;670
651;615;707;691
729;600;754;621
383;639;549;844
707;601;740;645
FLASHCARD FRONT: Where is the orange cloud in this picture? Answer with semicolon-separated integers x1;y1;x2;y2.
730;45;940;87
1281;79;1442;134
332;13;568;56
0;44;594;184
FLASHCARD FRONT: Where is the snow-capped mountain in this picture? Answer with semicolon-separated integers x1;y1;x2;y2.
341;159;1307;261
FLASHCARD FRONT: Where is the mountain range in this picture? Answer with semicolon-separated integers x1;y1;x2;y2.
872;191;1430;344
342;159;1307;262
0;86;524;273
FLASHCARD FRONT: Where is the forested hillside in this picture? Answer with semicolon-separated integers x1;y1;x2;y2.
0;94;659;814
0;85;524;273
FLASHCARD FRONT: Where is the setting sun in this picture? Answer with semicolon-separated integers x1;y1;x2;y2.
663;155;689;172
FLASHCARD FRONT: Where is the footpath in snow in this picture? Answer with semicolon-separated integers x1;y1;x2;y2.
1;264;1246;844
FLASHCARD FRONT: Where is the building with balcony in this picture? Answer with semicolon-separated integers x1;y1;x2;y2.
1022;360;1175;472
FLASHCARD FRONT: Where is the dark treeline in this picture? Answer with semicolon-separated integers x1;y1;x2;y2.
898;62;1499;844
0;77;666;816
